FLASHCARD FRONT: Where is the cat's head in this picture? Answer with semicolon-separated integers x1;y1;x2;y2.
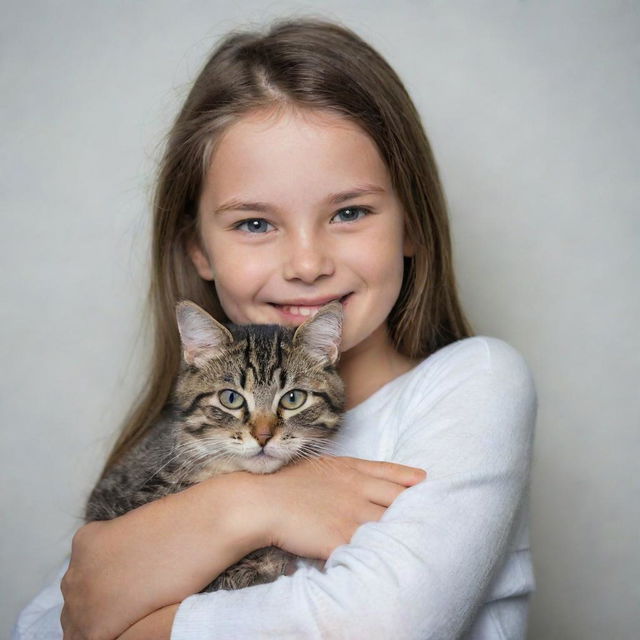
171;300;345;474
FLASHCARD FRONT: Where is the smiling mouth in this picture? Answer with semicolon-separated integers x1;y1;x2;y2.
270;294;351;318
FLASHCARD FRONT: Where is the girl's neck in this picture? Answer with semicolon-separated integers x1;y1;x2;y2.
337;322;423;411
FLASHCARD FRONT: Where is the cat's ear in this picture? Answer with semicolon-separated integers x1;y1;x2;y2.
293;301;343;366
176;301;233;367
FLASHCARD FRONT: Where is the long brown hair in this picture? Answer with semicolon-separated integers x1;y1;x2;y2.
101;17;472;475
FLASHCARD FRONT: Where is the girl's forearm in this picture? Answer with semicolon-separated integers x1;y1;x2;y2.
106;471;266;600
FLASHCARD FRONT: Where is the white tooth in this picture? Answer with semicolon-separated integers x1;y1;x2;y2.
280;304;326;316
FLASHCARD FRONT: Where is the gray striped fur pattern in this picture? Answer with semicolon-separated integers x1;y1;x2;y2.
85;300;345;592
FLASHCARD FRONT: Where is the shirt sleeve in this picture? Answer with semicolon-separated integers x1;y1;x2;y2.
171;337;537;639
11;560;67;640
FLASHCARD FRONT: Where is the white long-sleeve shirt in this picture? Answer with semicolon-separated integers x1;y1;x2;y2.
13;336;536;639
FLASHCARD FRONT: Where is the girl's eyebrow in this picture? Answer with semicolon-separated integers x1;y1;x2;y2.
213;184;386;215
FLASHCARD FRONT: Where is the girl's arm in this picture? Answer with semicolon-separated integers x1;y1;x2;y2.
13;456;422;640
111;455;426;640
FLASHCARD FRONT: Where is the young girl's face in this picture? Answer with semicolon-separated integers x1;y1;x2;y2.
190;106;414;356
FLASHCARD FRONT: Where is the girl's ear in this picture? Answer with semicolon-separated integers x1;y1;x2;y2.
187;234;215;281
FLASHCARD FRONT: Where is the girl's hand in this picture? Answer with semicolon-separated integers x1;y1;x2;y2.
114;604;179;640
61;521;119;640
259;456;426;559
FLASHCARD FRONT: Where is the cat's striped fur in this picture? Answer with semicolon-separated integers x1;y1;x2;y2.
85;300;345;592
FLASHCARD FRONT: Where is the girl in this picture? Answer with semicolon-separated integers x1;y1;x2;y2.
14;17;536;640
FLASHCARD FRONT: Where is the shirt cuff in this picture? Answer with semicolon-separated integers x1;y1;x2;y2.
171;593;217;640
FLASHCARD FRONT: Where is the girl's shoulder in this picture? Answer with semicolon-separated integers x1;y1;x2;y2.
395;335;537;417
388;336;537;460
420;335;533;382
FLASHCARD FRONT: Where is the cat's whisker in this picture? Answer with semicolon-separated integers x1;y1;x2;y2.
149;440;223;484
290;448;324;465
171;447;229;480
171;447;249;485
295;447;322;460
306;440;334;453
310;435;347;454
145;448;194;483
297;441;335;459
306;457;331;476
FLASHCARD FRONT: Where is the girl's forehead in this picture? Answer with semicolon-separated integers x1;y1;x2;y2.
202;107;393;205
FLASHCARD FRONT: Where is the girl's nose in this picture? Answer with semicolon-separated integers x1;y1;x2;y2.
282;231;335;283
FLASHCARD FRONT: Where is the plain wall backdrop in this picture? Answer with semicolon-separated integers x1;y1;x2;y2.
2;1;638;638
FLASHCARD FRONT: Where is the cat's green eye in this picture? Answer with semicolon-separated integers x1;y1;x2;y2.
219;389;245;410
279;389;307;410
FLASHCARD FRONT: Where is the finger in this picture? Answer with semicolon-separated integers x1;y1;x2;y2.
60;604;71;635
342;458;426;486
362;477;409;507
60;571;69;597
61;605;82;640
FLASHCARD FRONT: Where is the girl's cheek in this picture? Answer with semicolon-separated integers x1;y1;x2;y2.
348;230;404;275
210;236;271;276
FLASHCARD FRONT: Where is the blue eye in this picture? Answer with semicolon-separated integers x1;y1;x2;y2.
235;218;273;233
331;207;371;223
234;209;370;232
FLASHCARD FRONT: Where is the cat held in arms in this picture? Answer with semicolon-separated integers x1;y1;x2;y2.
85;300;345;592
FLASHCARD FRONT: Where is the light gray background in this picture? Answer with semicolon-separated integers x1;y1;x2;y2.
2;1;638;638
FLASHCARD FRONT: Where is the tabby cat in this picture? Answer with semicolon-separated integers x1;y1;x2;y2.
85;300;345;592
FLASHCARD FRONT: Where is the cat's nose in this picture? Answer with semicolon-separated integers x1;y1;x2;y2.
255;432;273;446
251;414;275;446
